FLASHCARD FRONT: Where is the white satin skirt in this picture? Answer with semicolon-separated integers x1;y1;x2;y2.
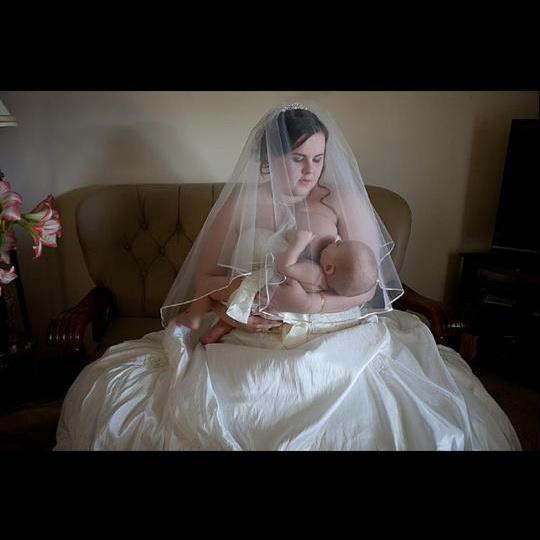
54;310;521;451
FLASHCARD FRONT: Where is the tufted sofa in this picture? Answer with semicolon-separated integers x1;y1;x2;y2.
47;183;476;365
0;182;477;451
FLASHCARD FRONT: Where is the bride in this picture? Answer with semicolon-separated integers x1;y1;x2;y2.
54;101;521;451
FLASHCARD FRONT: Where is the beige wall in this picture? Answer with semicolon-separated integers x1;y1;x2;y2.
0;91;537;345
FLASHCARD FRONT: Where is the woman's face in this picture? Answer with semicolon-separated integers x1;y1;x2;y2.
272;132;326;201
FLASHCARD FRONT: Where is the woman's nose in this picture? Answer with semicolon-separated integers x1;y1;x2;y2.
302;160;313;173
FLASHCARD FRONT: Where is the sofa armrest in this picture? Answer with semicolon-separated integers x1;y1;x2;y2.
46;286;114;357
395;284;478;363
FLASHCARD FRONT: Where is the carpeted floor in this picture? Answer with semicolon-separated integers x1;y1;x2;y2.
0;397;63;451
474;366;539;451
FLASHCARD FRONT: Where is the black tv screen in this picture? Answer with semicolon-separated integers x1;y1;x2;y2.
492;119;539;255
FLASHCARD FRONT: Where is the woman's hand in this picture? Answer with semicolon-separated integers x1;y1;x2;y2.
210;301;283;333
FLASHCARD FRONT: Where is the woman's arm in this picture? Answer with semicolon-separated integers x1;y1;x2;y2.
191;190;239;292
317;282;377;313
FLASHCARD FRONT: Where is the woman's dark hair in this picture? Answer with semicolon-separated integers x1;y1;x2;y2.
260;109;329;173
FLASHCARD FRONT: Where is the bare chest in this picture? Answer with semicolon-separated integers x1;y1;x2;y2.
295;203;338;259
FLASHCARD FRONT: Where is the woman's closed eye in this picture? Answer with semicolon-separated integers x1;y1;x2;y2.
292;155;324;164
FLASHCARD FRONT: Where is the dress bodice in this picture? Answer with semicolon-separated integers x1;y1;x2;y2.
233;227;288;266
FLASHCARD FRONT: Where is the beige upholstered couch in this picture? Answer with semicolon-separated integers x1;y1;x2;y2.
0;182;476;451
47;183;475;364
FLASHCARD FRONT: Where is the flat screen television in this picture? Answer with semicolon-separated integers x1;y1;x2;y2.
492;118;539;256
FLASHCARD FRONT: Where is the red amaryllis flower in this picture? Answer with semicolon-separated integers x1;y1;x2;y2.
0;177;63;297
0;179;23;222
19;194;63;259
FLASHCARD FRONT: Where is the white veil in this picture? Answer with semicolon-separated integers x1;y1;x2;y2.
160;101;403;327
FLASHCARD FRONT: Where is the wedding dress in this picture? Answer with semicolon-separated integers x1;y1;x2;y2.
54;229;521;451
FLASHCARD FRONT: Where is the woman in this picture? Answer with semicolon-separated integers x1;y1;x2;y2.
54;102;521;450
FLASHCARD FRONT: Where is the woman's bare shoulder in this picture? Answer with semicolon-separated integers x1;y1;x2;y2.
318;183;362;212
310;185;341;214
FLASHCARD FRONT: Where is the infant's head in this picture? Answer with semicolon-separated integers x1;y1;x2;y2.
320;239;378;296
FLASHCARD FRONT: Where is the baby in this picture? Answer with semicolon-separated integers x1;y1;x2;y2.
181;228;378;345
276;229;379;302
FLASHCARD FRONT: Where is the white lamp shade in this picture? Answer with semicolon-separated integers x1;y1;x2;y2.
0;99;17;127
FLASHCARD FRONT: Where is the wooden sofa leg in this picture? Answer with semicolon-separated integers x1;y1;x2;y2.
459;333;479;364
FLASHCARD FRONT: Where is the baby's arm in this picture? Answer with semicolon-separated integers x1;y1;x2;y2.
317;282;378;313
277;230;325;290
